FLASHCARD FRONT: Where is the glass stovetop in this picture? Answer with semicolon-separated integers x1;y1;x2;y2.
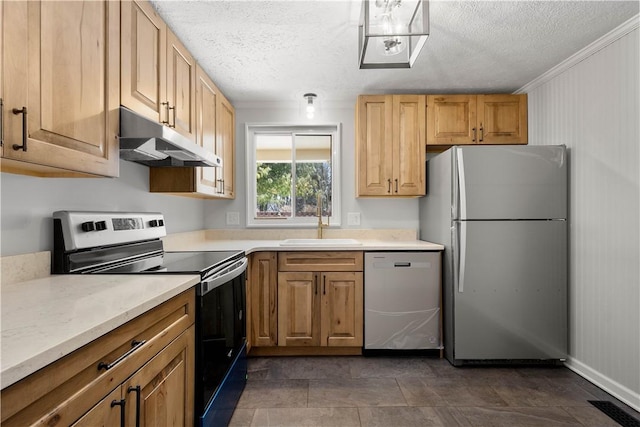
156;250;244;274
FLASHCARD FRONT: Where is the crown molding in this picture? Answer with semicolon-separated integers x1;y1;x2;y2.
515;14;639;94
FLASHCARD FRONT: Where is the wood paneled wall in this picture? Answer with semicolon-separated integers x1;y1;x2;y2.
526;22;639;411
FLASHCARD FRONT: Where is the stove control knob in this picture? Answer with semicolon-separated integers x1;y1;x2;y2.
95;221;107;231
81;221;95;232
149;219;165;228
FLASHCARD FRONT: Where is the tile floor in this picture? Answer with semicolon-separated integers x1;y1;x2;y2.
229;356;640;427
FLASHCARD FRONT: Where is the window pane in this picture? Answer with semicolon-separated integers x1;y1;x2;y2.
294;135;332;218
255;134;292;218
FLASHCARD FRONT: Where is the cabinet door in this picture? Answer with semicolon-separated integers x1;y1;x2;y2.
250;252;278;347
321;272;363;347
477;94;528;145
393;95;426;196
426;95;477;146
194;65;219;196
166;29;196;142
124;327;195;427
121;0;166;124
2;0;119;177
356;95;393;196
278;272;320;346
217;93;236;198
71;387;122;427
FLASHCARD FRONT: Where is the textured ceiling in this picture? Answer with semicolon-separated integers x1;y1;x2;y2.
151;0;639;105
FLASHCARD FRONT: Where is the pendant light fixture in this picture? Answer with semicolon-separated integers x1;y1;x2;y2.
358;0;429;69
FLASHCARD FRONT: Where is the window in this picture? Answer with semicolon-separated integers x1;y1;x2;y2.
246;124;341;227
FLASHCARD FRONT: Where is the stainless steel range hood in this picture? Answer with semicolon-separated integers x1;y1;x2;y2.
118;107;222;167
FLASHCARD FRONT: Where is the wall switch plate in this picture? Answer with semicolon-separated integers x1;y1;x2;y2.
347;212;361;226
226;211;240;226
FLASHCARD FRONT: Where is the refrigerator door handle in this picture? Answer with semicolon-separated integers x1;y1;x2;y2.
453;222;467;293
456;149;467;220
458;222;467;293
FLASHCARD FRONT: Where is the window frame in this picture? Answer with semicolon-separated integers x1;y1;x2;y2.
245;123;342;228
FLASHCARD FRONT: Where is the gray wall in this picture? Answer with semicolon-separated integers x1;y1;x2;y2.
204;102;421;231
527;26;639;409
0;160;205;256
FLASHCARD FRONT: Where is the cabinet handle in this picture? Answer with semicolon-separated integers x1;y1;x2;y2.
97;340;146;371
314;275;318;295
479;124;484;142
161;102;170;125
387;178;392;193
323;275;326;295
170;105;176;128
110;399;126;427
472;127;476;143
12;107;27;151
128;385;141;427
394;178;398;193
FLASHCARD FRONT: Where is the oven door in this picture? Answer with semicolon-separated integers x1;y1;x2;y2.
196;257;248;427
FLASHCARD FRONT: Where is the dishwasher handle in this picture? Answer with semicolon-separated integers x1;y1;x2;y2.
394;262;411;267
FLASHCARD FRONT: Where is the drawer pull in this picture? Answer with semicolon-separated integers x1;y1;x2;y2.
97;340;146;371
110;399;126;427
128;385;141;427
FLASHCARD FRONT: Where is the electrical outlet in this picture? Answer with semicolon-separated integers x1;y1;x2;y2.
347;212;361;226
226;211;240;226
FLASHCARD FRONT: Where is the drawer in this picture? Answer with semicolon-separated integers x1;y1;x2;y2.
1;289;195;426
278;251;363;272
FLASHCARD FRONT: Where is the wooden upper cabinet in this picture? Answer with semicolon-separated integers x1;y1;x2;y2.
426;95;477;145
1;0;119;177
217;94;236;198
120;0;166;124
166;29;196;142
121;0;196;143
426;94;527;146
394;95;426;196
477;94;528;144
149;64;236;199
356;95;425;197
356;95;393;196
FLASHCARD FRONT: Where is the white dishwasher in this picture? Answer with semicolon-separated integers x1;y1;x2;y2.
364;252;442;350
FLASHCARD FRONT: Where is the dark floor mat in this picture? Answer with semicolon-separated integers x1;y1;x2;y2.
588;400;640;427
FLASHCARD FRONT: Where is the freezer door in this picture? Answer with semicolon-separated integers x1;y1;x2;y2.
453;220;567;360
454;145;567;220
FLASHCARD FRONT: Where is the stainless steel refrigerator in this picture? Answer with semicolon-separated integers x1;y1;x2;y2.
419;145;567;366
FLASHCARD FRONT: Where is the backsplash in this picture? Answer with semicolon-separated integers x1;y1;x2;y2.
1;252;51;285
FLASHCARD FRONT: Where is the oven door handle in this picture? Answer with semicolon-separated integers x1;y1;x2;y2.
200;257;248;296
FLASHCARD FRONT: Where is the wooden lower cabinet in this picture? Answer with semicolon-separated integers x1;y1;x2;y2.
248;251;364;354
278;271;363;348
1;289;195;427
249;252;278;347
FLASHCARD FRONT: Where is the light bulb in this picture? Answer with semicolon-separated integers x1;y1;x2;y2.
378;12;406;56
304;93;317;119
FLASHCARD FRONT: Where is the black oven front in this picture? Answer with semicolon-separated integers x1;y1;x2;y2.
196;256;248;427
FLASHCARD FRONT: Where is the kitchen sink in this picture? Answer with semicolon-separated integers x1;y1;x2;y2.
279;238;362;246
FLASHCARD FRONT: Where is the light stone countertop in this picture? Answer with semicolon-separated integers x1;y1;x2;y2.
0;273;199;389
163;239;444;253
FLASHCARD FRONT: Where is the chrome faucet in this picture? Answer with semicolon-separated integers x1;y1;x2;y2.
316;193;329;239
